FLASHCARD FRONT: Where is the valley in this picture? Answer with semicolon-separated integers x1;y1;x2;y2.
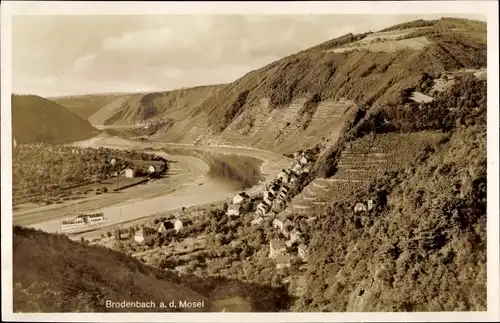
9;16;490;314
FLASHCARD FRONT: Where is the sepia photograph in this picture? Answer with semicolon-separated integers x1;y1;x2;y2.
1;1;499;322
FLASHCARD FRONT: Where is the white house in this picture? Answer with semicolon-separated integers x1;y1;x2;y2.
354;202;367;213
276;253;291;269
278;169;291;182
148;165;157;173
232;192;249;205
277;170;287;179
110;158;117;166
292;163;302;175
125;168;136;178
134;226;157;244
299;156;308;165
227;204;243;217
298;243;309;261
289;229;302;244
174;219;184;233
367;199;375;211
269;240;287;259
251;216;264;226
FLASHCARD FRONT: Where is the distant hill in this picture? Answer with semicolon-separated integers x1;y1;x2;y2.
53;94;122;120
13;227;292;312
11;94;100;144
57;85;226;127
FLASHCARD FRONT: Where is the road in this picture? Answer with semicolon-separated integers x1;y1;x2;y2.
21;134;292;235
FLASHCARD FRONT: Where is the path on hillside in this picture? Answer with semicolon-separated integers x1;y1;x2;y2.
21;135;292;235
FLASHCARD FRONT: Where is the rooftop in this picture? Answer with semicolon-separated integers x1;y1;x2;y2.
276;253;291;263
270;240;286;249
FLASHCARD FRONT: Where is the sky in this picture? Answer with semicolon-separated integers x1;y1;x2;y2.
11;14;486;97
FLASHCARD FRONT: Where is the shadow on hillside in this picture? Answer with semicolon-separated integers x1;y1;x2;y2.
12;226;295;313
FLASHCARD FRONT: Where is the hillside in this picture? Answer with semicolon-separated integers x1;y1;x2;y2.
86;85;225;126
292;125;486;312
13;226;292;312
78;17;486;155
193;17;485;131
12;16;489;313
11;94;100;144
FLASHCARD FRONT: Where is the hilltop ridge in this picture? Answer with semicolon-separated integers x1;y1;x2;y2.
60;17;487;155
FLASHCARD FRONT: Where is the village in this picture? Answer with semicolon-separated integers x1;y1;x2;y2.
73;143;379;296
83;149;318;270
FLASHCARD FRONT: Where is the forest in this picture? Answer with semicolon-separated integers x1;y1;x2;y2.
12;145;161;198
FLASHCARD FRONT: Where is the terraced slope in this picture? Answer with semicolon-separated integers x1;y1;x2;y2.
217;98;356;153
327;28;432;53
189;17;485;136
285;132;447;214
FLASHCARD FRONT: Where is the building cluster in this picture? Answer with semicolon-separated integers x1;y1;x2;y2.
117;164;159;178
353;198;376;213
134;218;185;244
223;150;314;269
255;151;311;217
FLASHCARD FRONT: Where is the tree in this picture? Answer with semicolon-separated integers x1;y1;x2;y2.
107;231;112;238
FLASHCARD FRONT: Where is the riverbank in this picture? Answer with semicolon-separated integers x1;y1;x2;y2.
17;134;291;236
162;147;265;190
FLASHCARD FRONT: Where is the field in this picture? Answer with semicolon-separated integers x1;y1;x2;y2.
328;34;431;53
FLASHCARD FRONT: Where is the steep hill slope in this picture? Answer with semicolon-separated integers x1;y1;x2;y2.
13;226;292;312
11;94;100;144
193;18;485;132
287;64;487;311
292;125;486;312
53;94;122;120
87;85;225;126
83;17;486;155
